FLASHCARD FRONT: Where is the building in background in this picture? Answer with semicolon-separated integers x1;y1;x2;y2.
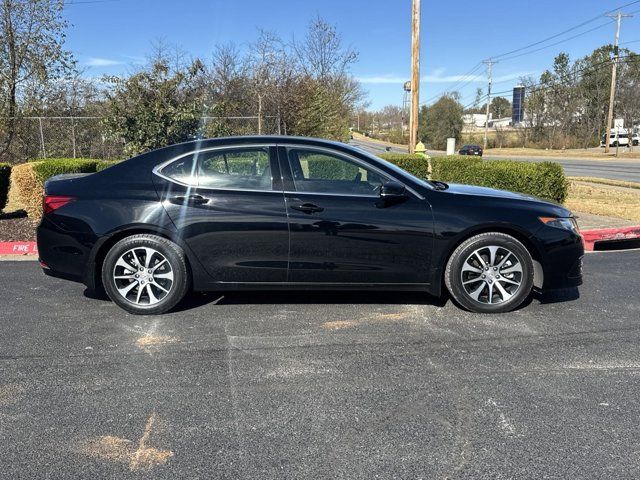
512;85;525;125
462;113;490;129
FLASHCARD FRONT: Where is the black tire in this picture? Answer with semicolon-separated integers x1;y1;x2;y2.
101;234;190;315
444;232;534;313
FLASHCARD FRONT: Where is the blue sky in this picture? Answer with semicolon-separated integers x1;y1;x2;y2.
64;0;640;110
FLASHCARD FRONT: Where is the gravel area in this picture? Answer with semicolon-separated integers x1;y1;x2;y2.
0;212;37;241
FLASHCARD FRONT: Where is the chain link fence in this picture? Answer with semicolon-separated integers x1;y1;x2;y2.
3;115;282;162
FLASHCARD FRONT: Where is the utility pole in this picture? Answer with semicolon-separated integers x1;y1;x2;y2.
604;10;633;154
257;95;263;135
408;0;420;153
483;59;496;151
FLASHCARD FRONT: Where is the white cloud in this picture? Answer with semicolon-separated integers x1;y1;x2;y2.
358;70;533;85
85;57;124;67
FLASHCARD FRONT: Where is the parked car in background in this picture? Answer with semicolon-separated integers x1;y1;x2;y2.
600;131;639;147
37;136;583;315
458;144;483;156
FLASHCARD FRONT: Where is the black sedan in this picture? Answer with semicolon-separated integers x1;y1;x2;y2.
37;136;583;315
459;144;483;156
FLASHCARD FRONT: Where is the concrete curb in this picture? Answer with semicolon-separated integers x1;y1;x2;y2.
580;226;640;251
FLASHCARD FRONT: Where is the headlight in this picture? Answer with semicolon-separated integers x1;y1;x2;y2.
539;216;579;232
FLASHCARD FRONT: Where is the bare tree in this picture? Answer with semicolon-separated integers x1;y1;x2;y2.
292;15;358;80
0;0;74;160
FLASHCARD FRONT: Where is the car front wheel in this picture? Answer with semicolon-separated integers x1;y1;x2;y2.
445;232;534;313
102;234;190;315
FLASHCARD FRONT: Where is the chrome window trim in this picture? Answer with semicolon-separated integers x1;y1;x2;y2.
284;190;378;199
282;144;424;199
151;142;423;199
152;144;279;193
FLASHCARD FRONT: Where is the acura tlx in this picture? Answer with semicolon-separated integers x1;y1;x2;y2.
37;136;583;315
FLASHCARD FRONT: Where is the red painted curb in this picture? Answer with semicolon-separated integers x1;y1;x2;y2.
1;226;639;256
0;241;38;255
580;225;640;251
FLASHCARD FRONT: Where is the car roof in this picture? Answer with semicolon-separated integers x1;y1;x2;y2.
167;135;350;151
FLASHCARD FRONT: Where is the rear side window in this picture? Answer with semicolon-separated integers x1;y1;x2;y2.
160;147;273;190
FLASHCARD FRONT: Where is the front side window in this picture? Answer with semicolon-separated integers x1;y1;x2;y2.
287;148;388;195
161;147;272;190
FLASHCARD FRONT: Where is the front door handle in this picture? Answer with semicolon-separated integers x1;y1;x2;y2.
290;203;324;214
170;194;209;205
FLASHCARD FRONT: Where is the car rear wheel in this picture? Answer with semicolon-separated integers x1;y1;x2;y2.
102;234;190;315
445;232;534;313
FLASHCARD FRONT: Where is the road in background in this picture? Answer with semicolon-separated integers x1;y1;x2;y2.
2;251;640;477
350;137;640;182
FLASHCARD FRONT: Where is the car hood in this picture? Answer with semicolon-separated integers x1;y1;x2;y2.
442;183;571;215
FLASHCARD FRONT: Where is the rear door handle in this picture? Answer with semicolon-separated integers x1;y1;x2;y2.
290;202;324;214
170;194;209;205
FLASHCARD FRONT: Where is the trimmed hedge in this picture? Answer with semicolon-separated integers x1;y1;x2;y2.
378;153;484;180
378;153;430;179
0;163;11;212
430;155;483;179
8;158;118;218
307;154;359;180
377;153;568;203
96;160;119;171
432;160;568;203
31;158;101;184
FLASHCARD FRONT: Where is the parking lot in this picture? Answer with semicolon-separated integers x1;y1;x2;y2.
1;250;640;478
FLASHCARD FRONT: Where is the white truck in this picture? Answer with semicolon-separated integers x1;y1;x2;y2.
600;129;639;148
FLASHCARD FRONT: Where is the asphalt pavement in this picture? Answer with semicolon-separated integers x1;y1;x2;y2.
350;138;640;183
1;251;640;478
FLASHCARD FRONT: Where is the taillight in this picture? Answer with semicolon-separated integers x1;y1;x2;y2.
43;195;76;215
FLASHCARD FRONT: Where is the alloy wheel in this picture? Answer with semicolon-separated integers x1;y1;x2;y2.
460;245;523;305
112;247;174;305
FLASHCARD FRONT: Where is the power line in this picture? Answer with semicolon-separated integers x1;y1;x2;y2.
489;0;640;61
497;20;615;63
421;62;483;105
423;0;640;107
461;55;640;111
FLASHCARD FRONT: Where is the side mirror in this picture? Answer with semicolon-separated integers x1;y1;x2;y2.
378;181;407;207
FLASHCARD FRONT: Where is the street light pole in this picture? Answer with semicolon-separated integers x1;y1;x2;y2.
408;0;420;153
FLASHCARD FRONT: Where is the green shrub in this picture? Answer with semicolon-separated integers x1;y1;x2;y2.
378;153;482;180
31;158;100;184
10;158;106;218
430;155;483;179
432;160;568;203
0;163;11;211
307;154;359;180
96;160;120;171
378;153;567;203
378;153;427;176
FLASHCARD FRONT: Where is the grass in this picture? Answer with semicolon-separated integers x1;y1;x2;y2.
565;181;640;223
483;147;640;159
568;177;640;190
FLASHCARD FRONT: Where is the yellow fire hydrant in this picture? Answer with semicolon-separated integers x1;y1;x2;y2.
414;141;432;177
